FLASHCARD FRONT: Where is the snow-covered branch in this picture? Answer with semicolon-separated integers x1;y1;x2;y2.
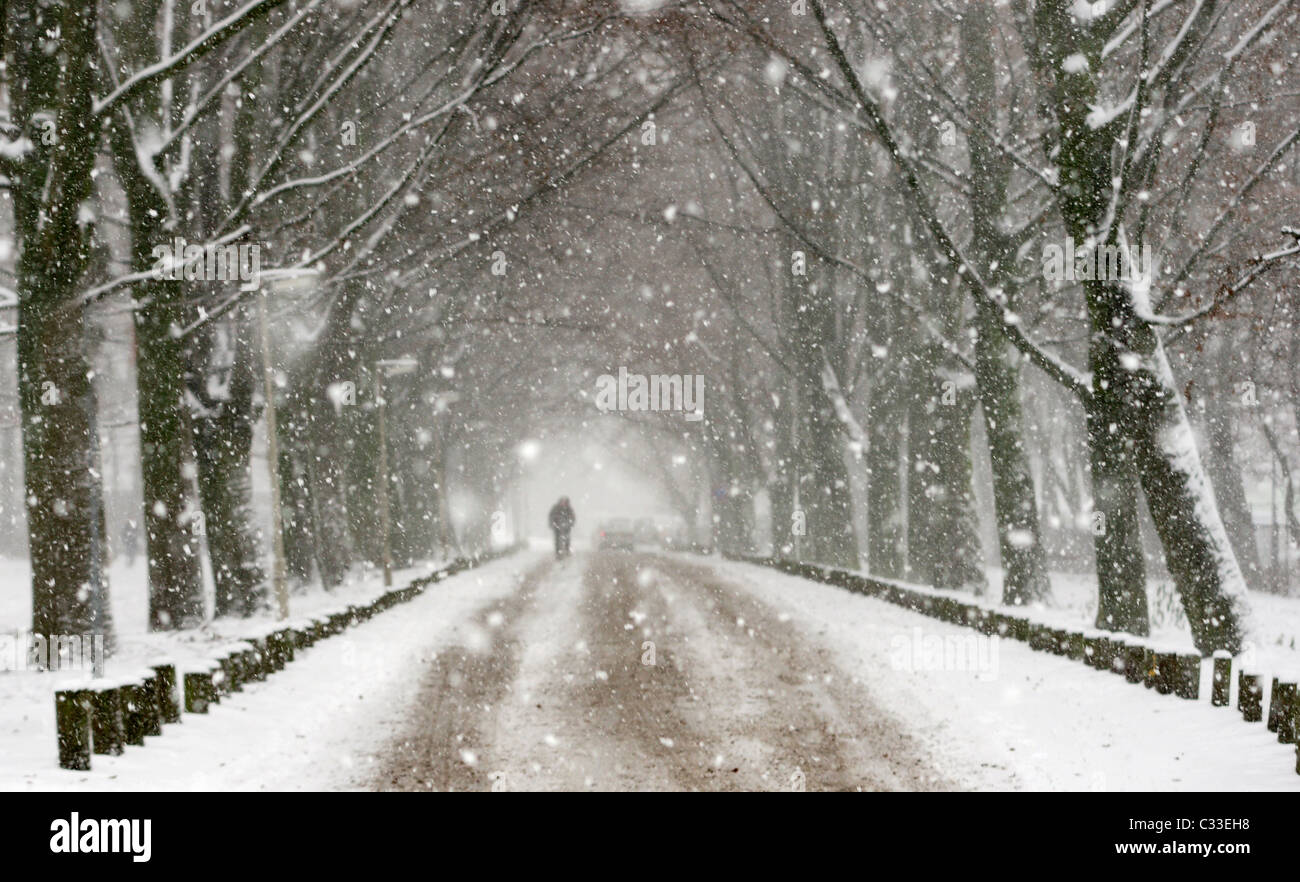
821;358;868;455
803;0;1094;402
93;0;293;118
1161;228;1300;339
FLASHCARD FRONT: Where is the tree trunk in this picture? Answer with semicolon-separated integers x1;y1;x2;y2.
103;0;208;629
906;357;985;590
797;388;858;568
866;385;906;579
111;148;205;629
190;312;266;617
961;0;1051;605
11;0;113;640
769;381;798;559
1202;387;1266;594
1022;0;1250;645
786;269;858;568
1129;344;1252;653
1192;330;1266;595
974;308;1052;604
302;397;355;587
182;43;268;618
276;434;316;584
1085;384;1151;634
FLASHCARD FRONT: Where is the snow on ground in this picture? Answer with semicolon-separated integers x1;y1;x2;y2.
714;558;1300;792
4;549;1298;791
0;553;537;791
984;566;1300;705
0;553;442;748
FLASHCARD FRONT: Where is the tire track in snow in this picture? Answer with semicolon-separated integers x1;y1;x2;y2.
375;552;955;791
652;555;956;791
373;557;550;791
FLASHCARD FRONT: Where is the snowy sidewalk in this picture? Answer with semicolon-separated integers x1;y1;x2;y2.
0;553;538;791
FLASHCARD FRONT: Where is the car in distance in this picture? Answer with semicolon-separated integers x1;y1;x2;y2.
633;517;659;547
596;519;637;551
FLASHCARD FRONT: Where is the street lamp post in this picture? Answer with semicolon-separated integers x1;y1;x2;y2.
375;357;419;587
257;286;290;620
254;266;319;620
516;440;540;549
431;390;461;560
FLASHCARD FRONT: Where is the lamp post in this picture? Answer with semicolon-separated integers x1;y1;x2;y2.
516;440;540;546
375;357;419;587
430;389;461;559
256;267;319;620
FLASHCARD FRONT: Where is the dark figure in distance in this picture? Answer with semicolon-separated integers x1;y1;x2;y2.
548;497;575;559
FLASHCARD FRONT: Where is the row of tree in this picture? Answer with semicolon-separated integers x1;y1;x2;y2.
586;0;1297;655
2;0;1295;659
1;0;681;642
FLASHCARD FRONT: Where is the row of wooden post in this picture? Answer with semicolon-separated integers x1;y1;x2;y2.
54;552;497;771
739;555;1300;777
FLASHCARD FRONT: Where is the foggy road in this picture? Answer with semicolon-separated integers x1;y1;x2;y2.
373;552;952;792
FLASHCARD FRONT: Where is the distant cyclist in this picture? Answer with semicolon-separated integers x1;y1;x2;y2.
548;497;576;559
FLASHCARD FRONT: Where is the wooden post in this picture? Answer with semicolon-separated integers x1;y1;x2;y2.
1067;632;1085;661
1094;636;1114;672
184;670;214;713
1267;677;1284;732
1103;637;1123;674
1142;647;1159;689
1175;654;1200;700
1028;623;1048;652
250;639;271;680
1124;643;1145;684
1239;673;1262;722
1155;651;1177;695
1211;653;1231;706
152;662;181;723
141;675;163;736
121;681;150;746
977;609;996;636
219;654;241;693
56;689;92;770
1275;683;1297;744
234;649;254;685
90;685;125;756
264;633;283;671
280;628;296;663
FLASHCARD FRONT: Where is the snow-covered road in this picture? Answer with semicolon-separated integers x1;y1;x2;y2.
5;551;1298;791
373;552;947;791
370;552;1300;791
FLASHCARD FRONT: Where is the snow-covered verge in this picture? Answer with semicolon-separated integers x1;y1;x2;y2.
983;566;1300;709
0;552;538;790
0;555;442;742
713;558;1300;791
988;568;1299;653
